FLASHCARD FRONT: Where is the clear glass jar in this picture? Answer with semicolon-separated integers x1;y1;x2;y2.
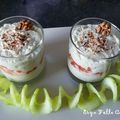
0;16;45;82
68;18;120;82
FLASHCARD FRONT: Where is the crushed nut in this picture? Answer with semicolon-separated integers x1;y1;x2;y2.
1;31;30;51
83;31;108;53
16;19;33;30
87;32;94;39
96;21;111;36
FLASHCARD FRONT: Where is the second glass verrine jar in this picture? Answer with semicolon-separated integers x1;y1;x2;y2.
0;16;45;82
68;18;120;82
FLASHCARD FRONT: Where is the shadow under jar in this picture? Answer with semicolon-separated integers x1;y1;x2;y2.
0;16;45;82
68;18;120;83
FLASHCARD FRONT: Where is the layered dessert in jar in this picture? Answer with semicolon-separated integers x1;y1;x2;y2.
68;18;120;82
0;16;44;82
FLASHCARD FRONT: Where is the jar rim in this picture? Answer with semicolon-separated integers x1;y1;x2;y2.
0;15;44;59
70;17;120;60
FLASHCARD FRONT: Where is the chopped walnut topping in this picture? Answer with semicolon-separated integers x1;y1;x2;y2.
87;32;94;39
83;31;108;53
96;21;111;36
81;21;112;53
16;19;33;30
87;32;101;46
1;30;31;52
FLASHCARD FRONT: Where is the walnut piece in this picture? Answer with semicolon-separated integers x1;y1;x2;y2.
16;19;33;30
1;31;30;51
96;21;111;36
87;32;94;39
83;31;108;53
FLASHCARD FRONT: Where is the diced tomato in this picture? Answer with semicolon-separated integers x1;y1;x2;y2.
26;67;37;74
0;65;37;75
68;53;104;76
69;53;92;73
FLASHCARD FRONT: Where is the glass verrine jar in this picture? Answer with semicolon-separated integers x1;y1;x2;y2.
68;18;120;82
0;16;45;82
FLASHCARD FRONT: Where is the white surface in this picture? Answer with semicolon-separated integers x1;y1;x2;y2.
0;27;120;120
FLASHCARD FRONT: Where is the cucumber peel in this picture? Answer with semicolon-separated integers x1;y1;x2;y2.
0;75;119;114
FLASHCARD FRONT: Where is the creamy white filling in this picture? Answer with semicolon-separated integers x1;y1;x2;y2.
72;25;120;60
0;23;42;57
